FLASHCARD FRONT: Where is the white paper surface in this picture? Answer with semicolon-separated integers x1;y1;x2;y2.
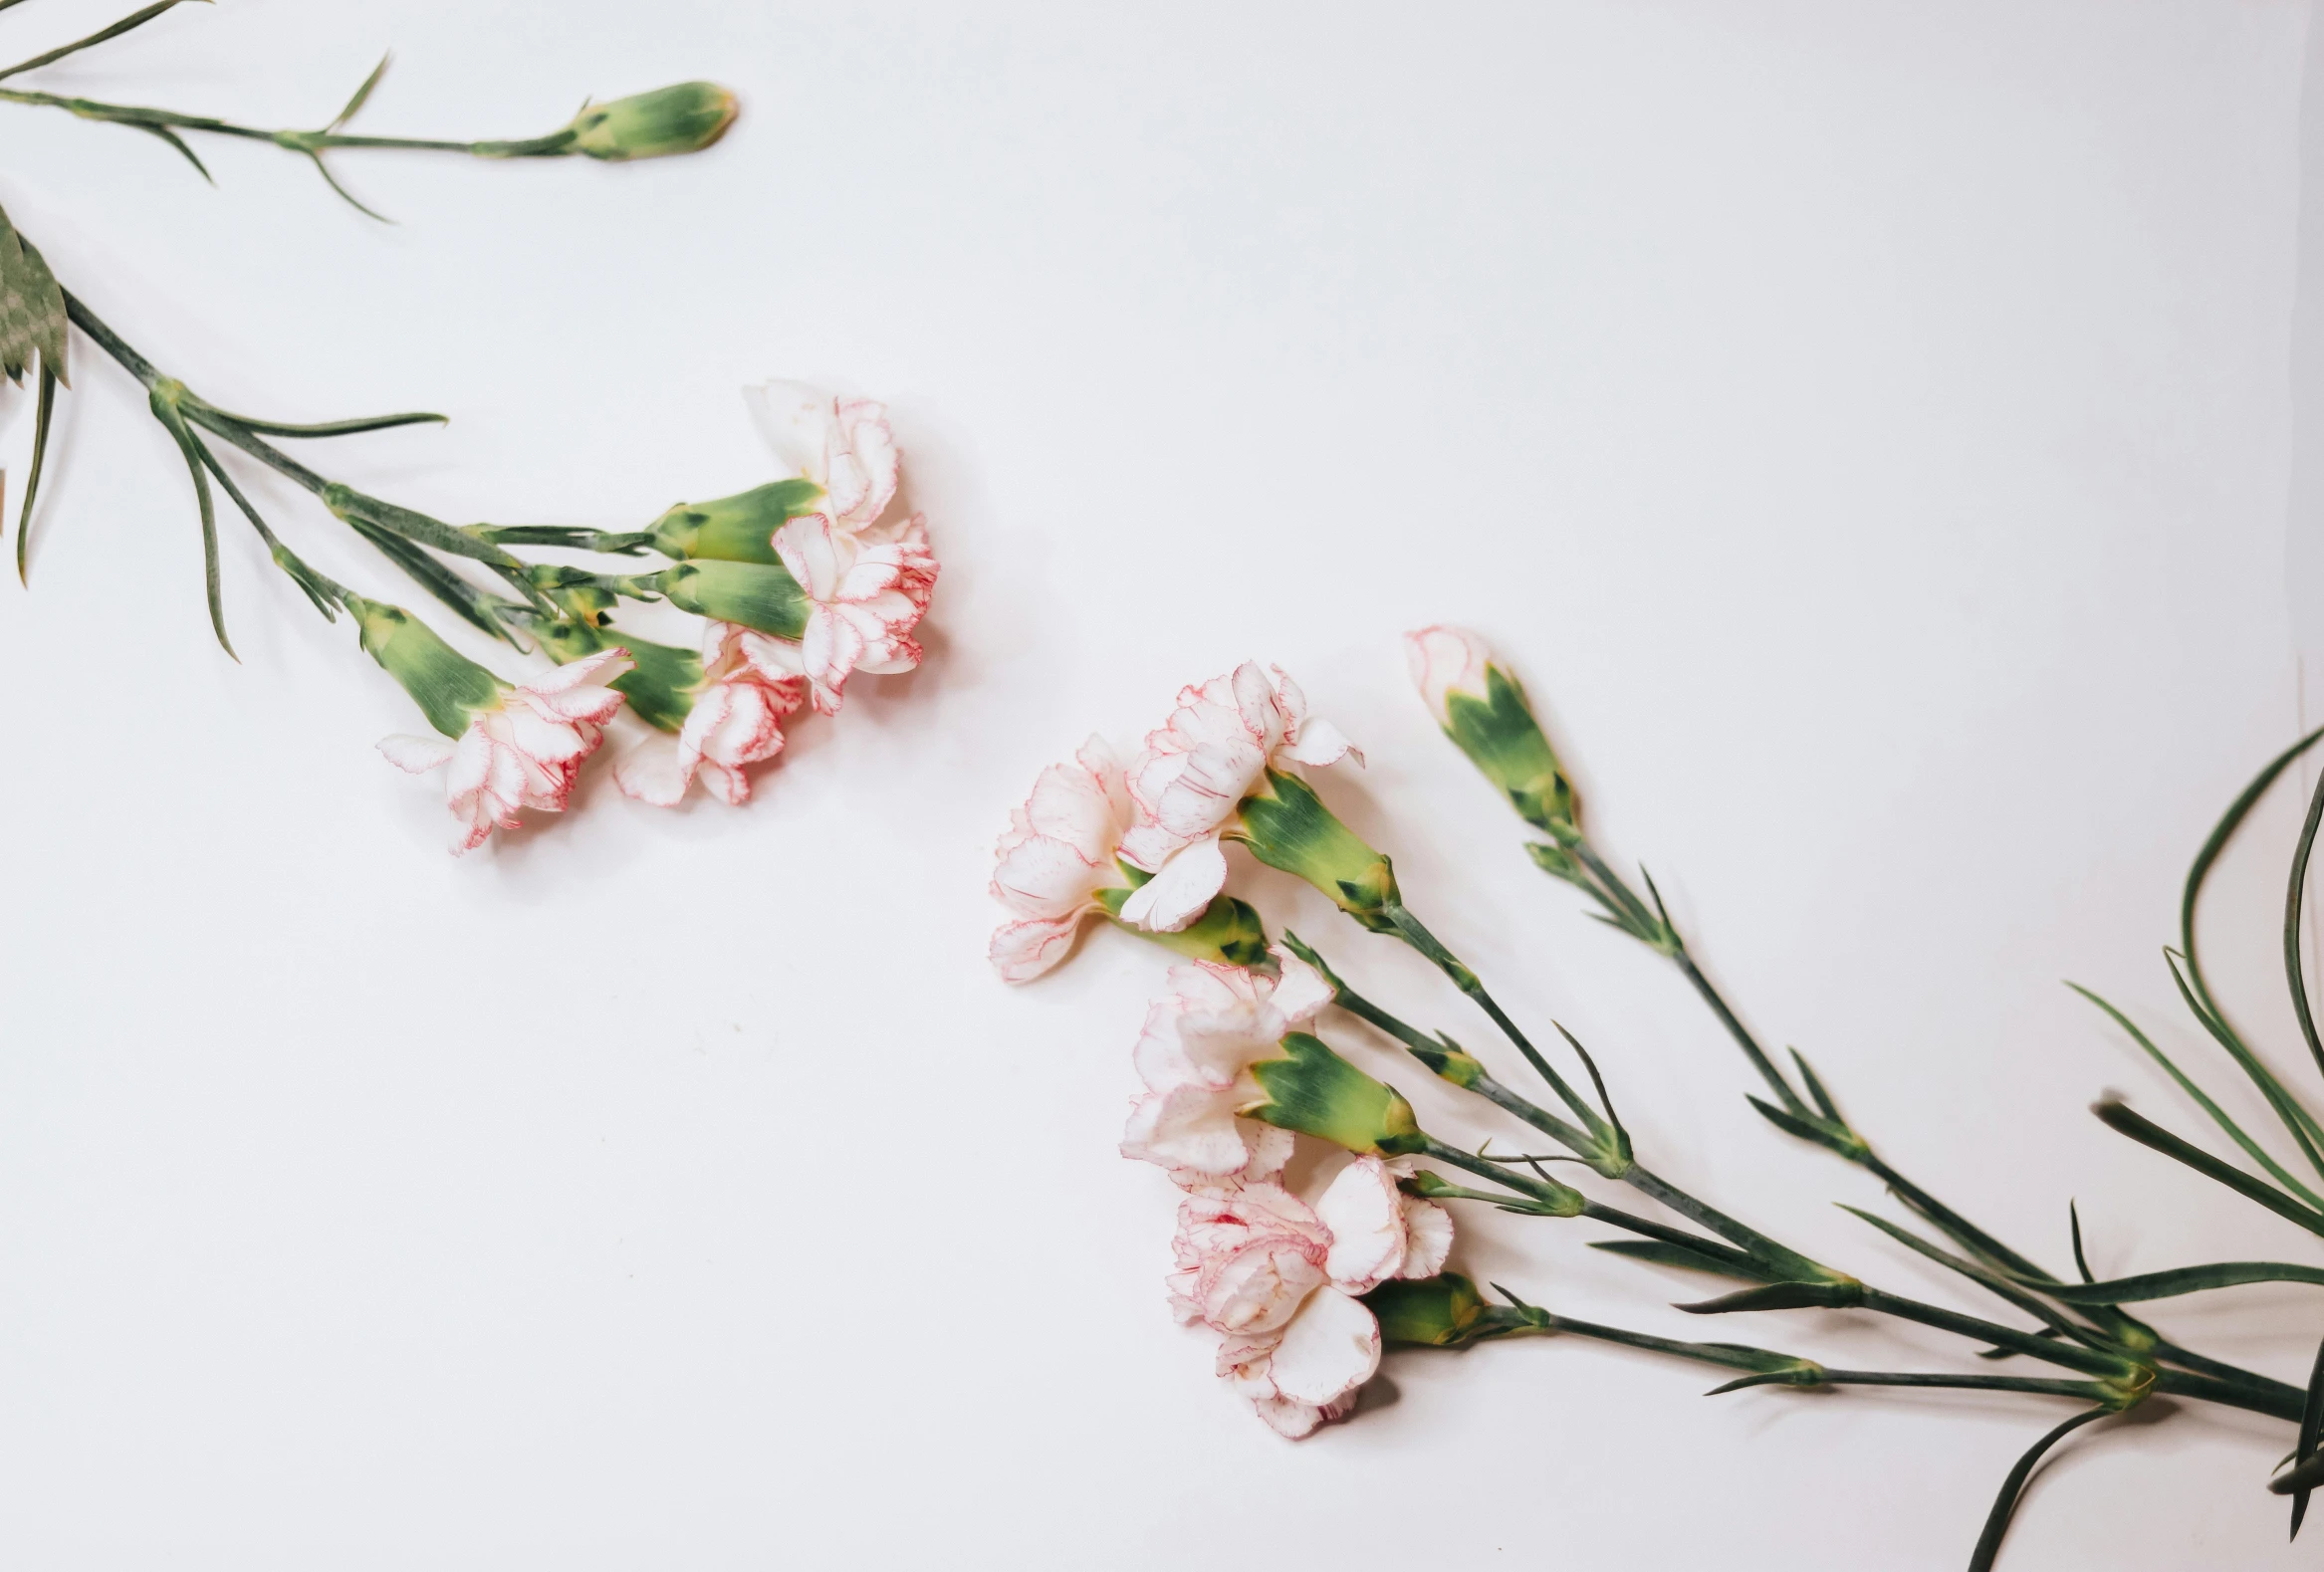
0;2;2316;1566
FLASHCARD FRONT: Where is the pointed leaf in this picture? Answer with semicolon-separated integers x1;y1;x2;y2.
329;53;391;131
1968;1408;2112;1572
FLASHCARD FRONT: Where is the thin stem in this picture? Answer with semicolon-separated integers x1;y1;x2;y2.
1671;950;1806;1116
2155;1367;2304;1424
0;87;572;158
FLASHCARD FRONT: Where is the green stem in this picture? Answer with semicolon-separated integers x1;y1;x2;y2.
0;88;575;158
2155;1367;2303;1424
2288;762;2324;1087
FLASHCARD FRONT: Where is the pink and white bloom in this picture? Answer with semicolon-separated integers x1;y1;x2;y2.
1120;950;1334;1179
1116;664;1359;932
378;647;634;855
614;624;807;808
989;738;1136;983
768;513;939;717
1172;1156;1454;1439
1404;625;1494;725
744;380;900;539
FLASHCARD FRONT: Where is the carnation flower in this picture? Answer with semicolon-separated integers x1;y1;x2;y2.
1120;949;1335;1178
745;381;901;538
771;512;938;715
613;622;807;807
1117;663;1358;933
378;645;634;854
1172;1156;1453;1438
989;738;1137;983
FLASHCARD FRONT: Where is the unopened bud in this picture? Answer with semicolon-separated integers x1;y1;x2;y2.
568;83;739;161
1405;626;1574;831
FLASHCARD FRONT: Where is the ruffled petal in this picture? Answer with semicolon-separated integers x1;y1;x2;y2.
1398;1197;1456;1279
1314;1157;1411;1293
1265;1286;1381;1407
378;734;457;774
989;916;1086;984
1121;1082;1254;1175
612;734;693;806
1116;837;1228;933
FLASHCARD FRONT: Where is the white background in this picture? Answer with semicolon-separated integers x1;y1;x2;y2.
0;1;2319;1566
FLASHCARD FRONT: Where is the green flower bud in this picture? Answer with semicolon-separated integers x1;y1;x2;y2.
652;560;810;639
1234;769;1400;933
1447;664;1574;831
1364;1273;1491;1348
568;83;739;162
1246;1031;1425;1157
1099;882;1271;969
1408;627;1575;831
646;479;823;564
349;596;502;738
535;616;703;736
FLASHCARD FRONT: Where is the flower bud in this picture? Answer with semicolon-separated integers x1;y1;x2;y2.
349;596;501;738
1363;1273;1490;1347
1235;769;1399;932
645;479;823;565
1246;1031;1425;1157
651;560;810;639
535;616;702;735
1405;626;1574;831
567;83;739;161
1098;885;1271;970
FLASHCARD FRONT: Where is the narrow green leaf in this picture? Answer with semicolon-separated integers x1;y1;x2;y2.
15;359;55;583
1591;1238;1778;1283
198;405;447;440
2094;1100;2324;1238
2185;725;2324;1013
2159;950;2324;1178
2069;1202;2094;1284
1790;1048;1842;1122
1968;1408;2112;1572
1838;1206;2100;1346
344;517;513;643
0;0;190;82
2287;764;2324;1087
2023;1260;2324;1304
329;53;391;131
2070;984;2324;1209
2293;1332;2324;1537
131;121;212;182
307;152;390;222
147;392;233;658
1674;1280;1862;1315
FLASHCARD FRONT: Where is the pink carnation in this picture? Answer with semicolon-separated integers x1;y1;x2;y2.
989;738;1135;983
378;646;633;854
1117;663;1357;932
615;624;807;807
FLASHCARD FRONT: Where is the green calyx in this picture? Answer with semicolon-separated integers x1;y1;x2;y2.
1365;1274;1492;1348
1098;880;1272;970
533;615;703;736
1235;769;1400;932
1444;665;1574;832
349;595;501;738
646;478;824;564
1246;1031;1425;1157
651;559;811;639
569;83;740;161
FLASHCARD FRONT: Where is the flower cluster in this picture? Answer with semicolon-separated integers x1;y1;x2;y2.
1130;953;1452;1436
986;662;1351;981
990;666;1458;1437
370;383;939;852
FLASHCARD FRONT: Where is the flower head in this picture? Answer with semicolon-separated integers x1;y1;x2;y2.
1172;1157;1453;1438
1405;625;1493;726
989;738;1136;983
772;512;938;715
1117;664;1358;932
377;644;634;854
613;622;807;807
1120;949;1335;1179
745;381;902;539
